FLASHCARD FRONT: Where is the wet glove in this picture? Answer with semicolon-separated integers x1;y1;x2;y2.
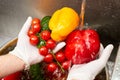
9;17;44;70
67;44;114;80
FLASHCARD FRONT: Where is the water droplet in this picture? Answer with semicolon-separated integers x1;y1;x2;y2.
112;15;115;18
118;73;120;76
85;23;89;26
116;67;119;71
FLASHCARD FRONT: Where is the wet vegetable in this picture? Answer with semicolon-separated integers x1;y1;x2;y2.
49;7;79;42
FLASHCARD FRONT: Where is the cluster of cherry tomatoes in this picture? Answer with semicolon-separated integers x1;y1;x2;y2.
28;17;71;73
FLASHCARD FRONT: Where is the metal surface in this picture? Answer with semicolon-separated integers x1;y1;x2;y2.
0;0;120;47
111;44;120;80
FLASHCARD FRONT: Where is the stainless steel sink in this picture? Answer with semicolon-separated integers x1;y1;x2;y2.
0;0;120;79
0;0;120;47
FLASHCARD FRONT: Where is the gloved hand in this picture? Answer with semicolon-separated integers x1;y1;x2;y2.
9;17;44;70
67;44;114;80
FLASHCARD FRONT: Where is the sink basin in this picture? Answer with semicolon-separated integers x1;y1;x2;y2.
0;38;111;80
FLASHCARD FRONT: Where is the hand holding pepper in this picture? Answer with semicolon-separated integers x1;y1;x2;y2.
67;44;114;80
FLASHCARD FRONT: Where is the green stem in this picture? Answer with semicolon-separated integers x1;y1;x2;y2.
51;51;65;73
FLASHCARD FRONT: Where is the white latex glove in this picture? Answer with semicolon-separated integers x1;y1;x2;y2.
67;44;114;80
9;17;44;70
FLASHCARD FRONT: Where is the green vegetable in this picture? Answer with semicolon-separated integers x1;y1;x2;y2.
37;39;46;48
41;16;51;31
30;63;44;80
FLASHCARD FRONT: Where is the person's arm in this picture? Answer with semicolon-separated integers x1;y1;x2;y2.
0;54;25;78
0;17;44;78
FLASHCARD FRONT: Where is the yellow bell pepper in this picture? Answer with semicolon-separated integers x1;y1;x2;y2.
49;7;80;42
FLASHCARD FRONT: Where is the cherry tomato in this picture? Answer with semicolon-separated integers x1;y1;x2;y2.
32;18;40;24
56;51;65;63
1;71;22;80
47;63;58;72
31;23;41;33
40;30;51;40
46;39;56;49
39;46;48;56
28;29;36;37
30;35;39;45
44;53;53;63
62;61;71;70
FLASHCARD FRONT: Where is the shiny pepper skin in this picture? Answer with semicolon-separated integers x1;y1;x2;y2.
65;29;100;64
49;7;80;42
